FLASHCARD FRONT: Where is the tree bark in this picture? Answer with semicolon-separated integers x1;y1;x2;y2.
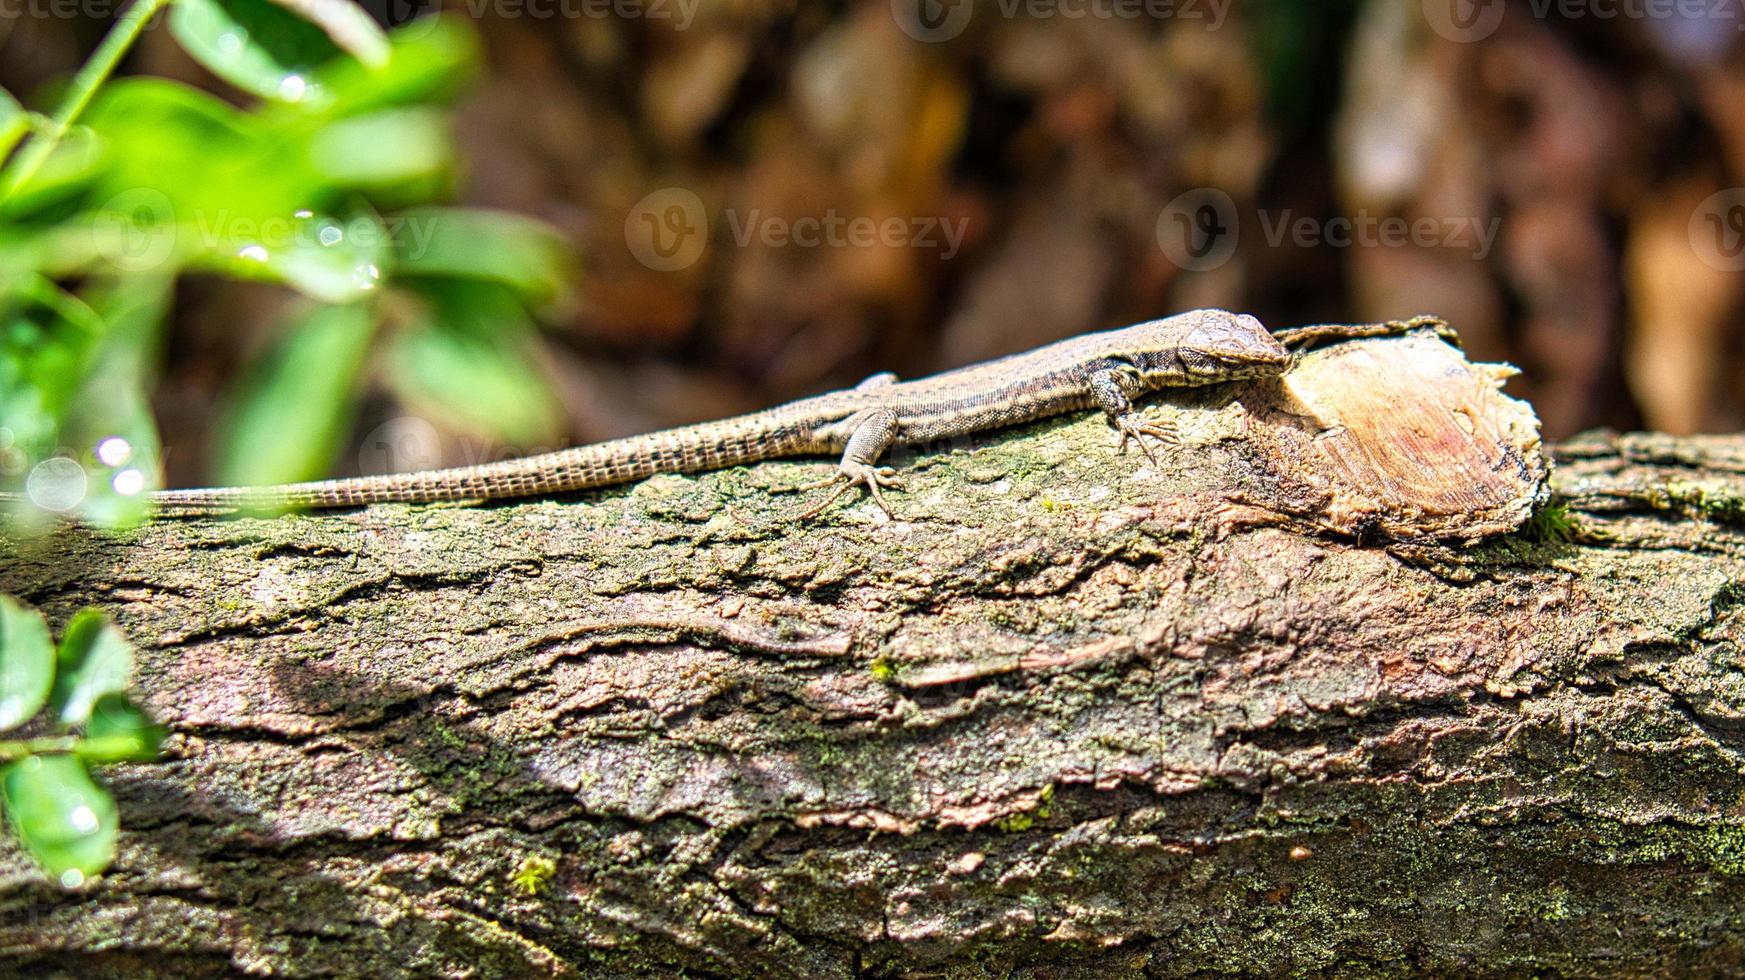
2;331;1743;977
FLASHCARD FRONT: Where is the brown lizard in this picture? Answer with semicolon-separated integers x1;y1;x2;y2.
149;308;1293;517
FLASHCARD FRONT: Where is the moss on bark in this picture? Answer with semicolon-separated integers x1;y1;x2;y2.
0;335;1740;976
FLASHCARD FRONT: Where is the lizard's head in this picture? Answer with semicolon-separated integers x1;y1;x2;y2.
1131;310;1292;385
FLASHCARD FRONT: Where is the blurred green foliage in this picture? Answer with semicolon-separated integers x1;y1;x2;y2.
1;2;575;528
0;0;578;887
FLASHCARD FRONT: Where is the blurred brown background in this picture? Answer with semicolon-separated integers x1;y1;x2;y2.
9;0;1745;482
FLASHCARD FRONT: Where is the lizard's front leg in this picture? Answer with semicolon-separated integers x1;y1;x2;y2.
797;408;904;519
1089;367;1177;464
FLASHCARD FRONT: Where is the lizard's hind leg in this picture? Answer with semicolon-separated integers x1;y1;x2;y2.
793;408;904;519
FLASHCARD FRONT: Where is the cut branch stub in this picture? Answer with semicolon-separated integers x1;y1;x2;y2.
1238;328;1548;542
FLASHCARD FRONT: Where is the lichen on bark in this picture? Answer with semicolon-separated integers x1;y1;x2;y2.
0;331;1741;977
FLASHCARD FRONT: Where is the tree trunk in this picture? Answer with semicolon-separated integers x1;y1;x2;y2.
2;330;1743;977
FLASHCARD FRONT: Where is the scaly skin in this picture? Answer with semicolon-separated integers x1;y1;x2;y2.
151;309;1292;517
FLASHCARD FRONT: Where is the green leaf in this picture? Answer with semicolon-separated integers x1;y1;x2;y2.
82;186;184;277
211;208;392;304
216;302;376;488
0;277;167;526
306;107;450;189
266;0;389;68
0;303;87;527
16;274;105;338
0;311;75;505
82;79;313;230
169;0;344;106
50;610;133;726
392;208;573;304
0;278;105;501
298;16;478;120
0;90;27;162
78;694;165;764
64;278;172;528
0;130;103;220
1;754;117;887
85;78;259;159
385;285;562;446
0;597;54;732
0;225;45;284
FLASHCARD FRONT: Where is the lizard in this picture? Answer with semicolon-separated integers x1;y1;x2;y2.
145;308;1294;518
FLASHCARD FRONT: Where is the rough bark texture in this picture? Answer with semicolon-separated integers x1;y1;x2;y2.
2;333;1743;978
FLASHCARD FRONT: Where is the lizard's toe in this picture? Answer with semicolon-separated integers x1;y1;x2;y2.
789;472;848;493
863;481;895;518
1111;412;1177;464
870;467;906;491
796;462;903;520
845;461;902;513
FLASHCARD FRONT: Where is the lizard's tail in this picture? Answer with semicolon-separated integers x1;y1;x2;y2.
150;407;828;515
